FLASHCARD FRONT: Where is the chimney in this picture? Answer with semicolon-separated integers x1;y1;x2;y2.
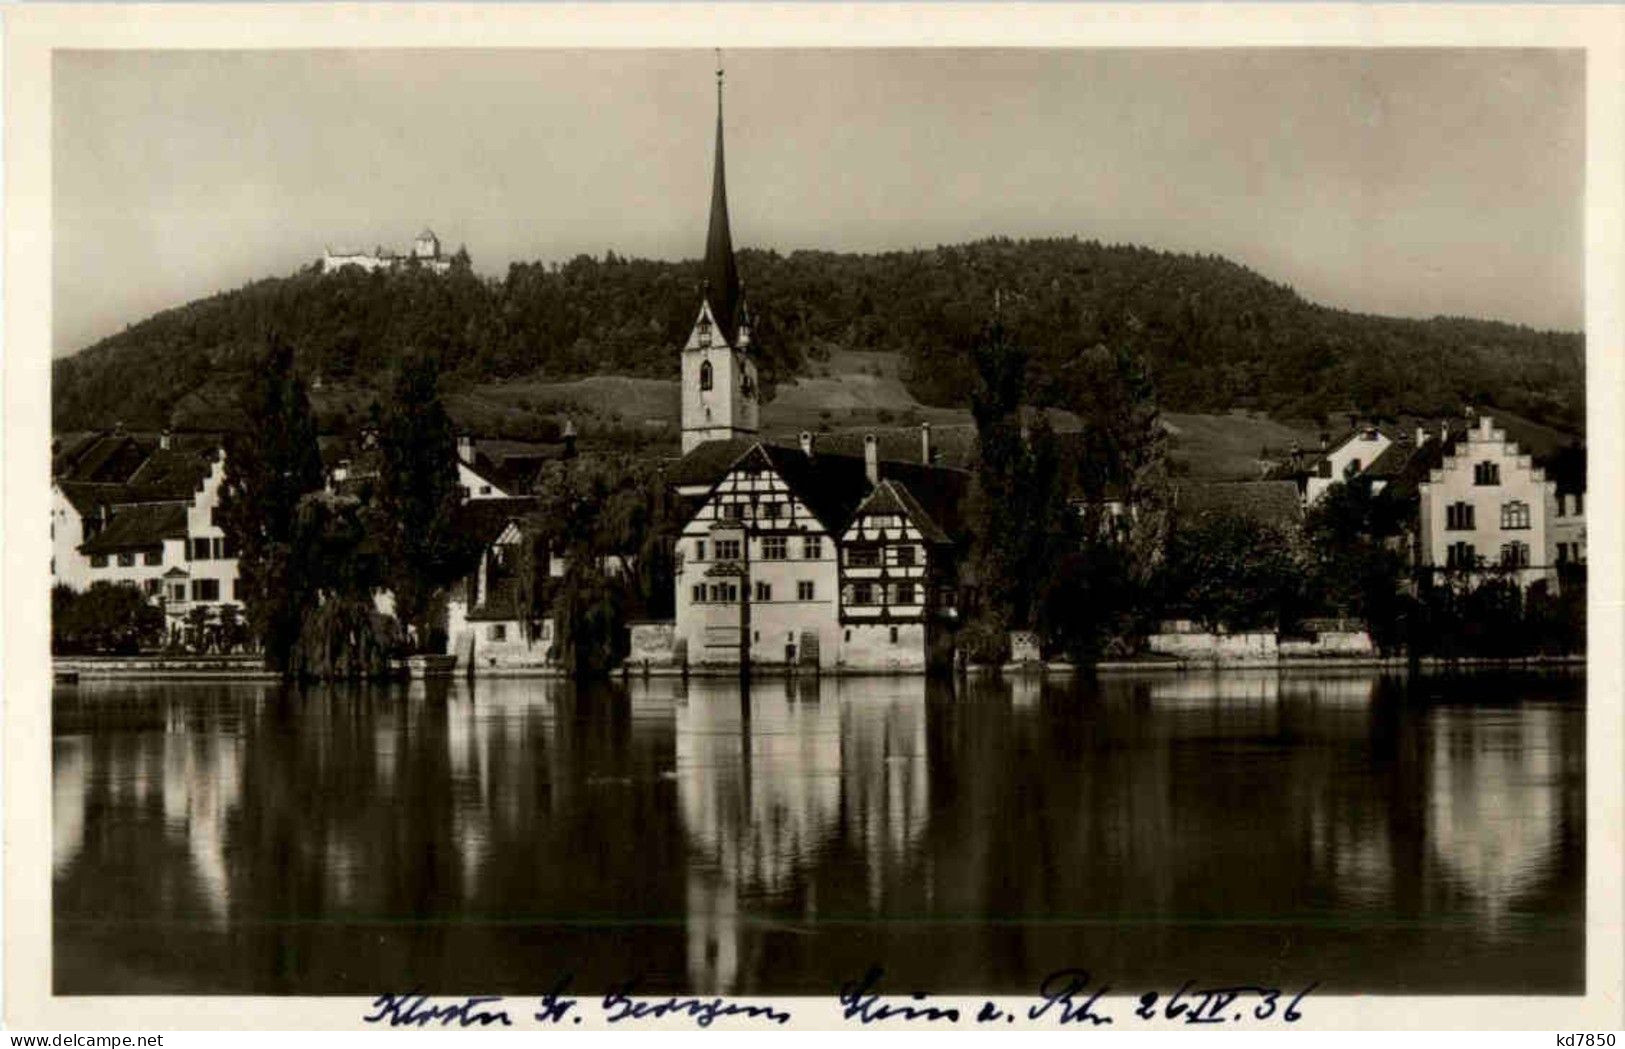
798;430;815;459
864;433;879;487
456;433;474;464
919;421;932;464
159;428;172;451
561;418;578;459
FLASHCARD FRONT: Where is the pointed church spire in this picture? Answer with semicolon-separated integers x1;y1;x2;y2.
703;51;743;347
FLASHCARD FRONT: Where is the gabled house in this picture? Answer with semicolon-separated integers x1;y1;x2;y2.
51;429;242;641
673;434;969;672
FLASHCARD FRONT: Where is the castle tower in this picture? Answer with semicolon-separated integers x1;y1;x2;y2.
681;56;759;453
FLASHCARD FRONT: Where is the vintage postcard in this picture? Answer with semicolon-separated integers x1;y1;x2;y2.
5;2;1622;1033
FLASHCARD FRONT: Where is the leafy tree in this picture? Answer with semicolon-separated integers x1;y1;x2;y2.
964;317;1033;635
376;350;468;652
216;333;326;675
1160;512;1301;633
217;603;248;653
185;605;212;652
511;455;676;675
1302;479;1408;651
287;493;396;679
52;582;164;655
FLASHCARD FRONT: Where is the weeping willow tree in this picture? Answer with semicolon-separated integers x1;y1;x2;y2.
511;455;682;677
285;493;398;680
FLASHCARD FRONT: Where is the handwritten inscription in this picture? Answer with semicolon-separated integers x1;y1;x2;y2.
362;994;514;1028
361;970;1315;1029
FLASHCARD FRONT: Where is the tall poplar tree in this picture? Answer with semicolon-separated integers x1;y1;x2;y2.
376;350;468;652
217;333;326;675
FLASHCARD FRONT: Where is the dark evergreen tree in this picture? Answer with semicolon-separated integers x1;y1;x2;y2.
216;333;326;675
376;350;468;652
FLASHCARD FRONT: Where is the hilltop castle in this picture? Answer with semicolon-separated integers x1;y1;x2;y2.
320;228;455;274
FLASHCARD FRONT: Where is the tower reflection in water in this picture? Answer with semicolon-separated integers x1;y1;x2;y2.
51;669;1582;995
676;676;930;991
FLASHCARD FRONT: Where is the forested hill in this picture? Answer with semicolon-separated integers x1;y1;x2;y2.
53;237;1584;435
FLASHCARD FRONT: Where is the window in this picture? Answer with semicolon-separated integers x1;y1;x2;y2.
848;547;879;567
695;539;706;562
117;551;136;567
803;536;822;559
192;579;220;602
895;582;916;604
715;539;741;561
708;583;738;602
489;624;507;642
692;584;706;603
889;626;899;644
1446;502;1476;531
722;502;744;520
169;584;186;602
761;536;787;561
143;549;162;566
192;538;212;561
1499;541;1531;568
762;502;780;520
212;537;226;559
1446;542;1477;569
233;579;243;601
797;580;815;601
895;545;916;567
143;579;159;596
699;360;713;391
1501;501;1531;530
1574;493;1584;515
90;553;108;568
1473;461;1501;486
754;581;772;602
853;582;874;605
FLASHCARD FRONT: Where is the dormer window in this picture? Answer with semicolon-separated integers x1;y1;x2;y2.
699;360;713;391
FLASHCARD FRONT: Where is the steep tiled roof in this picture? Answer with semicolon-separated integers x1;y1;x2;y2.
850;479;953;545
1174;481;1303;529
795;425;980;470
124;447;216;501
681;440;971;544
80;503;188;553
667;438;760;489
1363;440;1416;480
54;434;155;484
56;481;132;517
452;496;537;549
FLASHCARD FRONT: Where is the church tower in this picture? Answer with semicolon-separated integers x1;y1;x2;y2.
681;57;759;454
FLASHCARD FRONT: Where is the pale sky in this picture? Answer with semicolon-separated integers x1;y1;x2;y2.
53;48;1584;356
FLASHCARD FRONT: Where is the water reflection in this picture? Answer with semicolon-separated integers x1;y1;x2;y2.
53;669;1583;996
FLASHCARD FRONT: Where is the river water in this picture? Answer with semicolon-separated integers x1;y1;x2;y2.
52;669;1584;996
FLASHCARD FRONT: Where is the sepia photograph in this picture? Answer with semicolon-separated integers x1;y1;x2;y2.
6;5;1622;1033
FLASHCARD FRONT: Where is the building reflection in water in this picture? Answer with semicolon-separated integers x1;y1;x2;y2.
51;669;1583;995
676;675;930;992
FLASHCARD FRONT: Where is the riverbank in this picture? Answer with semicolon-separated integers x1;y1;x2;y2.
54;651;1585;682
